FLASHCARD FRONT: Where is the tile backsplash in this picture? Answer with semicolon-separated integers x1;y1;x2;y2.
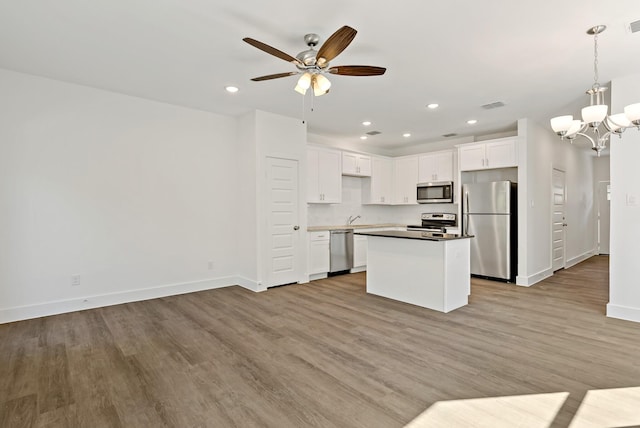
308;176;458;227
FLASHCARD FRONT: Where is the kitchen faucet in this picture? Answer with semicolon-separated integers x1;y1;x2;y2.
347;215;361;225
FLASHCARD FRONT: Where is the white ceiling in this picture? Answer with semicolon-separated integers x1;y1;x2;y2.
1;1;639;150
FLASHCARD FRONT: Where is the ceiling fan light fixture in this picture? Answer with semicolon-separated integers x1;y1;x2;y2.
294;72;312;94
312;74;331;96
244;26;384;97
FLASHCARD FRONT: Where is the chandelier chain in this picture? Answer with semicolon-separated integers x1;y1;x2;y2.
593;31;599;85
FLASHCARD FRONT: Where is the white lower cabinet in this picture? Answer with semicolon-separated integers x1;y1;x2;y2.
308;231;330;277
353;235;368;268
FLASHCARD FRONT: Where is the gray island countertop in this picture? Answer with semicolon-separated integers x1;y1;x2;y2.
355;230;473;241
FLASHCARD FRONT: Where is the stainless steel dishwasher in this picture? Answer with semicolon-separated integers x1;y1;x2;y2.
329;229;354;274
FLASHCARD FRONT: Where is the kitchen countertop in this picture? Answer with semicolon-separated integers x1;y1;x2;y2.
307;223;405;231
355;230;473;241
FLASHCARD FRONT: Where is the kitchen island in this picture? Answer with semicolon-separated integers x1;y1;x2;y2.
354;230;473;313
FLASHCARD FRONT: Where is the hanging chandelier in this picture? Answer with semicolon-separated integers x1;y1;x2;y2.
550;25;640;156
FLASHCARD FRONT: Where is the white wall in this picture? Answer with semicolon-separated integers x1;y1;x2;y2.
608;73;640;322
593;156;610;184
0;69;240;322
235;111;259;288
236;110;307;290
255;110;307;289
518;118;597;285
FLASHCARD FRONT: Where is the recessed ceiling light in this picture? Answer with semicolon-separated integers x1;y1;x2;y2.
427;103;439;109
225;86;239;93
360;136;368;140
403;133;411;138
362;121;372;126
467;119;478;125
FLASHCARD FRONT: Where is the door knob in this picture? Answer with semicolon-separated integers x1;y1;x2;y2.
293;225;300;230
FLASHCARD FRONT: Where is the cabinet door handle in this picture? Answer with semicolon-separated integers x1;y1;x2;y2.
293;225;300;230
485;158;489;167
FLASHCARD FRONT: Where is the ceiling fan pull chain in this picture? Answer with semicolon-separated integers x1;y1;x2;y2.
301;90;306;124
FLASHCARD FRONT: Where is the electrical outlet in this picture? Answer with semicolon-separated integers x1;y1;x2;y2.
208;260;214;270
71;274;81;286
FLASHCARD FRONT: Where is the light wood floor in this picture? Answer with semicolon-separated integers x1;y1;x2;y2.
1;256;639;427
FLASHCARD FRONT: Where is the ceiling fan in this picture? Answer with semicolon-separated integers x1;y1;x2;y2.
243;26;386;96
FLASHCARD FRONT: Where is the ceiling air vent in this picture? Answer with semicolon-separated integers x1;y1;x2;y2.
442;133;457;138
481;101;505;110
629;19;640;33
366;130;381;136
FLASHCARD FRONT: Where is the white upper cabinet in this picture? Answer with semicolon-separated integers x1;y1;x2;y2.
342;152;372;177
393;156;419;205
363;156;393;205
458;138;518;171
418;150;454;183
307;147;342;203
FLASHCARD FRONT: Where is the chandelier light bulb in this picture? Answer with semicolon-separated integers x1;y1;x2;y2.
550;115;573;134
607;114;631;132
565;120;583;138
624;103;640;125
581;105;608;126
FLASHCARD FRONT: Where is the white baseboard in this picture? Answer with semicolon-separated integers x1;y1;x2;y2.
606;303;640;323
308;272;328;281
516;267;553;287
234;276;264;292
350;266;366;273
0;276;238;324
566;250;596;268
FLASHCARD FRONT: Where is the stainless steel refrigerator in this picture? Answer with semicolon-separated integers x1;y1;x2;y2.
462;181;517;282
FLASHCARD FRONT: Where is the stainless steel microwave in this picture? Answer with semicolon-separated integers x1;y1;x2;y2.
417;181;454;204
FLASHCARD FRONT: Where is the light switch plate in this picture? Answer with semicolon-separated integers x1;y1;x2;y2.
626;193;638;206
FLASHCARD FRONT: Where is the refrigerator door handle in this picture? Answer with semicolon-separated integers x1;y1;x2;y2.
464;191;470;236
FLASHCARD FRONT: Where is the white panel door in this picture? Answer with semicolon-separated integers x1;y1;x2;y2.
597;181;611;255
266;157;300;287
552;169;566;272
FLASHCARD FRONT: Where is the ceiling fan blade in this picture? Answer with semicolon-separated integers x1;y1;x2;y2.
327;65;387;76
316;26;357;67
243;37;304;67
250;72;299;81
